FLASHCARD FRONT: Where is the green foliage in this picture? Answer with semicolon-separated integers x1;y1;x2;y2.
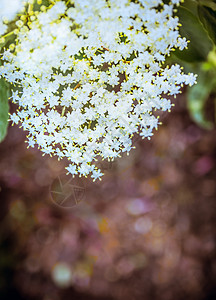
172;0;216;129
198;0;216;11
198;4;216;44
187;65;215;129
175;0;213;62
0;78;9;142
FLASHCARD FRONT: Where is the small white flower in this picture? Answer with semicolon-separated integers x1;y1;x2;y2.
91;169;104;181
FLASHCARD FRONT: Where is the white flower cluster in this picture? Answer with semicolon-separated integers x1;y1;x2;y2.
0;0;28;36
0;0;196;180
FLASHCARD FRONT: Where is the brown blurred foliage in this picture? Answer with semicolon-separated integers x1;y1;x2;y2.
0;93;216;300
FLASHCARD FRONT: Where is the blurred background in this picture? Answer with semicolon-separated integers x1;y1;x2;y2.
0;90;216;300
1;0;216;299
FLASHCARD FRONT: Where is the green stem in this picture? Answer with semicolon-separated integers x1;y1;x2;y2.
1;30;15;40
61;106;66;117
28;3;33;14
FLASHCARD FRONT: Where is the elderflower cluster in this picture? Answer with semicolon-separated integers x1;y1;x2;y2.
0;0;196;180
0;0;29;36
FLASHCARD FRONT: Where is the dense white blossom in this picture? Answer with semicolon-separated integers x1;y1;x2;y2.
0;0;197;180
0;0;29;36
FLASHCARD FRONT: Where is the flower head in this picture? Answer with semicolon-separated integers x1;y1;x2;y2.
0;0;197;180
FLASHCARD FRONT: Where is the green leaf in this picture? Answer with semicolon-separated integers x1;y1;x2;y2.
198;1;216;11
181;0;200;16
198;5;216;45
175;5;213;62
0;78;10;142
187;68;215;129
